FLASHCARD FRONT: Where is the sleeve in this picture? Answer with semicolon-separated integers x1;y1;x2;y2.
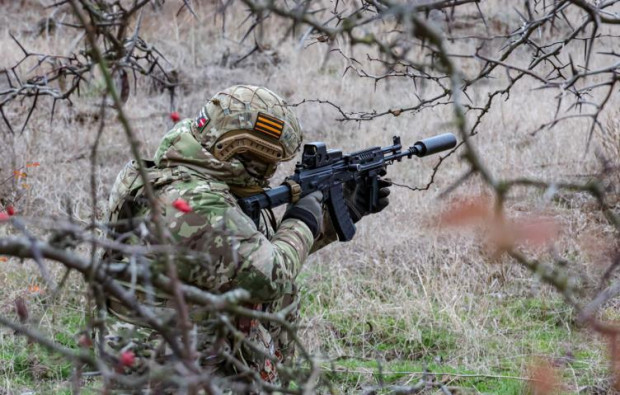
161;184;315;303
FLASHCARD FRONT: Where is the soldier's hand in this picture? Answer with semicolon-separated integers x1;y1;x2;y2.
344;178;392;223
282;191;323;237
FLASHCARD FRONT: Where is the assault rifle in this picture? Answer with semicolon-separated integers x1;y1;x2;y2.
238;133;457;241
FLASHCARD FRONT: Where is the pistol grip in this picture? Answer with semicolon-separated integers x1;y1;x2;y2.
328;184;356;242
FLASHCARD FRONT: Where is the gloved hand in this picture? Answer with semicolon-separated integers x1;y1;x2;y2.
343;178;392;223
282;191;323;237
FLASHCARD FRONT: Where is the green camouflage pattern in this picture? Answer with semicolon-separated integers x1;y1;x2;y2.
103;113;319;387
155;119;267;189
193;85;303;161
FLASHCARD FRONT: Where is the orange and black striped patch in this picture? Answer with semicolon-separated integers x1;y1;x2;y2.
254;112;284;139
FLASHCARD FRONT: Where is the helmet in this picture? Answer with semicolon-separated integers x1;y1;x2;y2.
191;85;303;179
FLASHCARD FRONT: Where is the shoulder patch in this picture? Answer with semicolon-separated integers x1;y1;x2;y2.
195;108;210;131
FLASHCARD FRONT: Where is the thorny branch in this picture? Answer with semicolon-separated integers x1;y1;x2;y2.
230;0;620;390
0;0;177;135
1;0;620;392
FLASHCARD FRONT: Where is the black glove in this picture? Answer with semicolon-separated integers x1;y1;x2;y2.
343;178;392;223
282;191;323;237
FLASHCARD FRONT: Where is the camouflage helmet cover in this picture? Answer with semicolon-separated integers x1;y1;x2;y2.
191;85;303;165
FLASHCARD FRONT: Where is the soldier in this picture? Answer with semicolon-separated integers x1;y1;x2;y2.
102;85;390;389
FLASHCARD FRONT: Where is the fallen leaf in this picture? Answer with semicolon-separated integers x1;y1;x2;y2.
439;195;492;227
15;297;28;323
28;284;42;294
527;357;562;394
13;171;27;179
78;334;93;348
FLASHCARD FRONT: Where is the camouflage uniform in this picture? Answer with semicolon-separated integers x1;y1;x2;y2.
102;86;336;388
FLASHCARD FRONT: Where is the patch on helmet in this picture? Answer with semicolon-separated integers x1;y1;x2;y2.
254;112;284;140
195;108;210;132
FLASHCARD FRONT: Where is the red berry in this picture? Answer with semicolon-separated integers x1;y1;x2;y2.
78;334;93;348
119;351;135;367
172;198;192;213
6;206;15;216
0;212;9;222
170;111;181;123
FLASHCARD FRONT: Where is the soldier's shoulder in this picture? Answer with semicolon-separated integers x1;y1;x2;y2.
163;172;238;211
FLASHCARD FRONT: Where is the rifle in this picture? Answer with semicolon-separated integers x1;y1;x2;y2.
238;133;457;241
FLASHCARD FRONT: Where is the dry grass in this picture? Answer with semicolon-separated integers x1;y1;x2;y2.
1;1;619;393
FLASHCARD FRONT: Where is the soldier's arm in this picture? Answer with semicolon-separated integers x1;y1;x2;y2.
163;185;315;302
308;210;338;253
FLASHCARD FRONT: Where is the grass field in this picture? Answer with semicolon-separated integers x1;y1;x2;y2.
1;1;619;393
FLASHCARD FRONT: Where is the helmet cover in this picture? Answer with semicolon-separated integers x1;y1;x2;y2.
190;85;303;171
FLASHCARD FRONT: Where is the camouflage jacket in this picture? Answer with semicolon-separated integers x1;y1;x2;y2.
102;103;339;386
107;119;333;304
